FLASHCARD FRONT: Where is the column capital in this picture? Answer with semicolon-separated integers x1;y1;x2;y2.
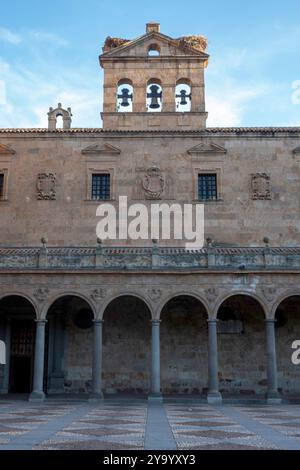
151;319;161;325
265;318;276;324
93;319;104;324
207;318;218;324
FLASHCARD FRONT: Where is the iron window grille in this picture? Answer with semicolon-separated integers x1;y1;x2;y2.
91;173;111;200
198;173;217;200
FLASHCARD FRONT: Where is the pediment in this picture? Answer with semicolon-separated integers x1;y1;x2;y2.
293;146;300;154
101;31;209;60
81;143;121;155
0;144;15;155
187;142;227;155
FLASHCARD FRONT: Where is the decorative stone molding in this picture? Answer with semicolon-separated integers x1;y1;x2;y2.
260;286;277;302
90;288;106;302
187;142;227;156
81;143;121;156
33;288;50;302
204;287;219;303
142;166;165;200
292;146;300;155
37;173;56;200
148;288;162;303
251;173;271;200
0;144;15;155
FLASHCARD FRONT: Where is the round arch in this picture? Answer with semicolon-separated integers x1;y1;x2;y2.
0;292;39;319
157;291;210;319
214;291;268;319
100;292;153;319
42;291;96;320
271;290;300;318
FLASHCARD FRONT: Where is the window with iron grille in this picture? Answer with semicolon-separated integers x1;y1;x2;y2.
91;173;110;200
0;174;4;199
198;173;217;200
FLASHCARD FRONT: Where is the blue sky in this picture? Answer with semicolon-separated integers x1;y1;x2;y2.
0;0;299;128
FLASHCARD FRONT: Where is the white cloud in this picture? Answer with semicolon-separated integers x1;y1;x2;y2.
28;31;69;47
206;86;265;127
0;27;21;45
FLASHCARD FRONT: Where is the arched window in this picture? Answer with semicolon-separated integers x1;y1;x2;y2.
146;79;162;112
175;80;192;112
116;79;133;112
148;44;160;56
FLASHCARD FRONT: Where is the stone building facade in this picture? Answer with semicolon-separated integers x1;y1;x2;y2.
0;23;299;403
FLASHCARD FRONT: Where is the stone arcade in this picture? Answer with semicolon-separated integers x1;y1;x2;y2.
0;23;299;403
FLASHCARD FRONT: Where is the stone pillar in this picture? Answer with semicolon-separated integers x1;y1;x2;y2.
29;320;47;402
48;314;65;393
207;319;222;404
265;319;281;404
149;319;162;401
90;319;104;401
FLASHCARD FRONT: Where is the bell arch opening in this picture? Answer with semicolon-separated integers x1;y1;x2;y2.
146;79;162;112
116;79;133;112
175;80;192;112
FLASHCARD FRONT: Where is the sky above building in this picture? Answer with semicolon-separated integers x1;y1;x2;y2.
0;0;299;128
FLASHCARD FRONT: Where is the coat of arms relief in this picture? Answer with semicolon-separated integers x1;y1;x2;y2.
132;165;174;200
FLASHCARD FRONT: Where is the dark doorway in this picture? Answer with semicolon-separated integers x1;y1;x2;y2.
9;320;35;393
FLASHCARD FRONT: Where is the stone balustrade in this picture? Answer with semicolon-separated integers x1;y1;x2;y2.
0;246;299;271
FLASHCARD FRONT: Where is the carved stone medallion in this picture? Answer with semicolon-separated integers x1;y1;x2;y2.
142;166;165;200
37;173;56;200
251;173;271;200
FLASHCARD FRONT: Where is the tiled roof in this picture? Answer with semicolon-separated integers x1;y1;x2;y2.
0;127;299;135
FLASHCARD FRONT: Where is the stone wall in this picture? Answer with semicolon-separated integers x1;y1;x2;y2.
0;131;300;247
218;296;267;395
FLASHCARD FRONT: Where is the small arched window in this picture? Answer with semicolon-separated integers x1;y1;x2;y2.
175;80;192;112
148;44;160;56
116;79;133;112
146;79;162;112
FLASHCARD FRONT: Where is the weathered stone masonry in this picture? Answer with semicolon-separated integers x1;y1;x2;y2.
0;23;299;402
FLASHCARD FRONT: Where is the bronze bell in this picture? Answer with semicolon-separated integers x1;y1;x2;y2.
117;88;133;107
176;89;191;106
147;84;162;109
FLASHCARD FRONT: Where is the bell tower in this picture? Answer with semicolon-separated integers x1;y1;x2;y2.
99;23;209;130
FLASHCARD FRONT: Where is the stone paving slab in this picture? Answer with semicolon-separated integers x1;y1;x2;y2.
0;400;299;450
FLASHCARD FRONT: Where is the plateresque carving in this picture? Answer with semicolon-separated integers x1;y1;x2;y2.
37;173;56;200
33;288;50;302
142;166;165;200
251;173;271;200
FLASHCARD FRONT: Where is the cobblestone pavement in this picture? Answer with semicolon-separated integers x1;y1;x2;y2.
0;399;300;450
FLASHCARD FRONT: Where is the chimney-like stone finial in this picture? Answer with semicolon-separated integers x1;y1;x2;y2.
146;22;160;33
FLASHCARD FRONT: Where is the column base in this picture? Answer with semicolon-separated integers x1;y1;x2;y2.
89;391;104;402
148;393;163;403
29;391;45;402
207;391;222;405
266;391;282;404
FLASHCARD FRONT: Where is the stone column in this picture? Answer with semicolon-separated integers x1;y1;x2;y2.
90;319;104;401
207;319;222;404
149;319;162;401
265;319;281;403
29;320;47;402
48;314;65;393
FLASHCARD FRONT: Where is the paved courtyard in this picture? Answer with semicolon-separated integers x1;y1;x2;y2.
0;399;300;450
